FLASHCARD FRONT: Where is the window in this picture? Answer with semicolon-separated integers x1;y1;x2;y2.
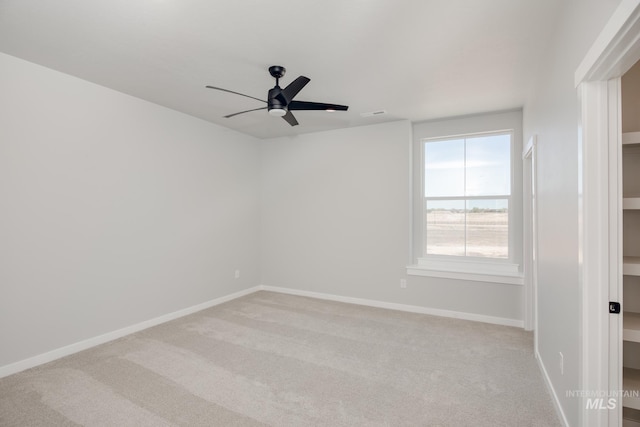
408;122;522;284
423;132;511;259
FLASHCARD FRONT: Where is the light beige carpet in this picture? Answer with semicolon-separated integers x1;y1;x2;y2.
0;291;561;426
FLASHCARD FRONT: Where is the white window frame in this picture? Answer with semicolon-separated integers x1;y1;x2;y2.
408;118;523;285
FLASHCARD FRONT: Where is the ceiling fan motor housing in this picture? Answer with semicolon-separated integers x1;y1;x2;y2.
268;86;287;116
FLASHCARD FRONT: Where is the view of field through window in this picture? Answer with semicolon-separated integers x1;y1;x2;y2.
424;133;510;258
425;201;509;258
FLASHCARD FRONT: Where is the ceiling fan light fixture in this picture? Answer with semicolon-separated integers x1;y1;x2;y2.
269;108;287;117
325;108;336;113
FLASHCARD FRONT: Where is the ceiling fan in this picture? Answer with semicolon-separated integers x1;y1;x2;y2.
206;65;348;126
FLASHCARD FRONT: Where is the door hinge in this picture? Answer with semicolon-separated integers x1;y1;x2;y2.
609;301;621;314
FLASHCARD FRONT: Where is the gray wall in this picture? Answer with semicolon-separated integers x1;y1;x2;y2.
260;121;412;302
260;118;523;322
0;53;261;367
522;0;622;424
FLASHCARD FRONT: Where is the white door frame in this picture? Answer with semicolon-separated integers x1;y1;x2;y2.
576;0;640;425
578;78;621;427
523;136;538;336
606;77;624;427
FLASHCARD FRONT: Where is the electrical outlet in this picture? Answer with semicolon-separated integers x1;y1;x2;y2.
235;270;240;279
400;279;407;289
559;352;564;375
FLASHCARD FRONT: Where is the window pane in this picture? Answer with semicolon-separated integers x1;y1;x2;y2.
465;134;511;196
465;199;508;258
424;139;464;197
425;200;465;256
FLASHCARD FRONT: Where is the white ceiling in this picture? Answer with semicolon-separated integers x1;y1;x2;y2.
0;1;562;139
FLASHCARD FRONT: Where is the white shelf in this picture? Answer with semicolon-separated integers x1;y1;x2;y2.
625;312;640;343
623;132;640;145
625;198;640;210
625;406;640;426
624;368;640;411
624;417;640;427
625;257;640;276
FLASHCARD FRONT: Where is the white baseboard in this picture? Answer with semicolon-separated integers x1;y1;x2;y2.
536;349;570;427
0;286;261;379
259;285;524;328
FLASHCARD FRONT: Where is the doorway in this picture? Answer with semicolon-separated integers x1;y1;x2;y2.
576;3;640;425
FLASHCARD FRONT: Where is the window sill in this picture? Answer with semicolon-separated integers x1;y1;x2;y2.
407;259;523;285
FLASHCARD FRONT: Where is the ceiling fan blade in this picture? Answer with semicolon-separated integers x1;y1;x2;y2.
205;86;266;103
282;110;299;126
288;100;349;111
224;106;267;118
280;76;310;103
